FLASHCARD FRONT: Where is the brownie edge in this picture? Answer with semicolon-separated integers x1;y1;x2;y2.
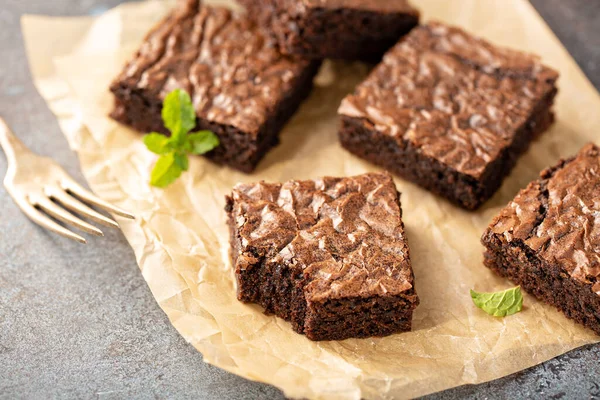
482;143;600;335
226;172;419;341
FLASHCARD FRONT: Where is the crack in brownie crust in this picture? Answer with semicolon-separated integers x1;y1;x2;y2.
110;0;321;172
482;143;600;334
238;0;419;61
338;22;559;209
225;172;419;341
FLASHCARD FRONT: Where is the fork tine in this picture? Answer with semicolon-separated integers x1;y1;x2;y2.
61;180;135;219
19;201;87;244
48;188;120;229
35;198;104;237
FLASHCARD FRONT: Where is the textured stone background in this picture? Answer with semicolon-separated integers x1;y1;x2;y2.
0;0;599;399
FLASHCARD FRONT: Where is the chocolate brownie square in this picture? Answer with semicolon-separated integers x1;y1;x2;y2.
225;172;419;341
339;22;559;210
482;143;600;335
110;0;321;172
238;0;419;61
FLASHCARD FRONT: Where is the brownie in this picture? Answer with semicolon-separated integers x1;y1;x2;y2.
225;172;419;341
482;143;600;335
110;0;321;173
238;0;419;61
338;22;559;210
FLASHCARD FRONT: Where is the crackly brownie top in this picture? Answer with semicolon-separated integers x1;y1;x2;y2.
488;143;600;295
339;22;558;178
301;0;418;14
228;172;415;302
111;0;313;136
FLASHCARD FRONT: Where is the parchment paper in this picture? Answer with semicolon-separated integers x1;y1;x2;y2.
21;1;600;398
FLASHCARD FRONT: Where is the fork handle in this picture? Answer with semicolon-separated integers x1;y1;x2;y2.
0;117;29;166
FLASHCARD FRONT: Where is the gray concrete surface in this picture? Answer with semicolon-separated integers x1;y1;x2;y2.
0;0;599;399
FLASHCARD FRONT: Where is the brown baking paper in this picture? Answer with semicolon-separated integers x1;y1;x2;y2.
21;1;600;398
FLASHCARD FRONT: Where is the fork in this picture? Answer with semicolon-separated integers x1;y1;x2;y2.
0;117;134;244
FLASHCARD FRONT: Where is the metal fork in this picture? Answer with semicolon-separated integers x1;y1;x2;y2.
0;117;134;244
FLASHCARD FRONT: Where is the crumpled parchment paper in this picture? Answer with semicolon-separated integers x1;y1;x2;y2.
21;0;600;398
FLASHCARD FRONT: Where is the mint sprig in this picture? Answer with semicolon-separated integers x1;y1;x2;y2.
470;286;523;317
143;89;219;188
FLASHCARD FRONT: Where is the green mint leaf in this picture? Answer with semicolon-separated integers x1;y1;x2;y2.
174;152;189;171
470;286;523;317
143;133;171;155
150;153;183;188
161;88;196;140
187;130;220;155
144;89;219;188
